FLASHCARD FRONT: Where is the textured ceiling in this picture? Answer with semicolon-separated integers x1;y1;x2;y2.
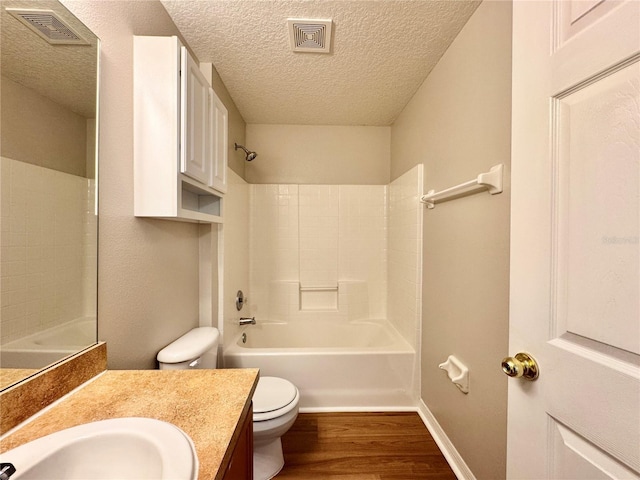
161;0;481;126
1;0;98;118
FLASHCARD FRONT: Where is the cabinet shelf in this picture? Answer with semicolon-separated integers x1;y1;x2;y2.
179;176;222;223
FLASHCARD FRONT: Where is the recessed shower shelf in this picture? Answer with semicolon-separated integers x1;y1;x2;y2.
299;284;339;310
420;164;504;209
299;285;338;292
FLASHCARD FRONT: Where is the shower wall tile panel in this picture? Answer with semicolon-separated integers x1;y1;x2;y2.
338;281;370;321
338;185;388;319
82;179;97;316
388;165;423;349
1;158;93;344
222;169;250;343
299;185;339;288
249;184;299;319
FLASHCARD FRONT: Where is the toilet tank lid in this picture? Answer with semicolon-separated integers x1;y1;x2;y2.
157;327;220;364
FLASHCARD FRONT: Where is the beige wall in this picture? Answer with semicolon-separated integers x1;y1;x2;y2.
391;1;512;478
60;0;245;369
245;124;390;185
1;76;87;177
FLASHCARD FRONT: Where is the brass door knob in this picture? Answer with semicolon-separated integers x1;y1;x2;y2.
501;352;539;380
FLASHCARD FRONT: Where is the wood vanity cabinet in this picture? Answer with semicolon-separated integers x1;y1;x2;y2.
133;35;228;223
224;404;254;480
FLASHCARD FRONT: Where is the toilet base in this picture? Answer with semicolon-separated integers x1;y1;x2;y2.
253;437;285;480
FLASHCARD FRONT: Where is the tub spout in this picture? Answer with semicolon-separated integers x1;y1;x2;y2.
239;317;256;326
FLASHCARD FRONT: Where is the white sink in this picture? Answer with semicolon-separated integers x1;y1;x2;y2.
0;418;198;479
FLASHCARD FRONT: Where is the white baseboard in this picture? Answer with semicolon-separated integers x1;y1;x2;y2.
299;405;416;413
417;399;476;480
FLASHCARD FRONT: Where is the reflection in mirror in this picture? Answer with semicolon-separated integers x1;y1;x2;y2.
0;0;99;390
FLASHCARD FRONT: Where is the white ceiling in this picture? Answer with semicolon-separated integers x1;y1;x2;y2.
160;0;481;126
1;0;98;118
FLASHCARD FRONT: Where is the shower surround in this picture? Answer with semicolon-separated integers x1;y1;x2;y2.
248;164;422;342
249;183;387;322
223;165;423;408
0;158;96;346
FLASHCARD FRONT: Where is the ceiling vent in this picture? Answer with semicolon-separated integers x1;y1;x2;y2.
287;18;332;53
6;8;89;45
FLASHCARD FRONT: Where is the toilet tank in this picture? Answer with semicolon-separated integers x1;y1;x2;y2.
157;327;220;370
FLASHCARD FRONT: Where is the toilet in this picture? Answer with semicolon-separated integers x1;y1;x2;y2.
157;327;299;480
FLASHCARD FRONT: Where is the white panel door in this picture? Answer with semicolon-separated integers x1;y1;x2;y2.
210;89;228;194
180;46;212;185
509;1;639;478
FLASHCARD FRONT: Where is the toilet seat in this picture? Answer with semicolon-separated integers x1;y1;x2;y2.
253;377;299;422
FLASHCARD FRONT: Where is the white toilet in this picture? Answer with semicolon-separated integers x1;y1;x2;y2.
157;327;299;480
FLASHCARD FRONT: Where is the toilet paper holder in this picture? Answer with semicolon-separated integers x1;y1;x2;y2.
438;355;469;394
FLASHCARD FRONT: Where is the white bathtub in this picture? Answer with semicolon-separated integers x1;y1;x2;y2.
1;317;96;369
223;319;417;411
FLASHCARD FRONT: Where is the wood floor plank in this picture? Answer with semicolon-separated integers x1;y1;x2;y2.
277;412;456;479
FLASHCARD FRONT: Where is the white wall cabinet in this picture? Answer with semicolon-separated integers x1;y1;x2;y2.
134;35;228;223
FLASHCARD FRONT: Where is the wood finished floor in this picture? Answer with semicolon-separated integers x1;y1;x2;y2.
276;412;456;479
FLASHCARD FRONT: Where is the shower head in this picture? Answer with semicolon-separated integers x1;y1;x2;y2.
234;143;258;162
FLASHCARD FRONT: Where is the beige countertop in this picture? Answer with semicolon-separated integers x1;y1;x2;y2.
0;368;259;480
0;369;39;390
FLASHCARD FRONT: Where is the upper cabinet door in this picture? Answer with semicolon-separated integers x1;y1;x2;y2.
180;46;212;185
210;89;228;194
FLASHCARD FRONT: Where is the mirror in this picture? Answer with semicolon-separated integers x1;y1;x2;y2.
0;0;99;390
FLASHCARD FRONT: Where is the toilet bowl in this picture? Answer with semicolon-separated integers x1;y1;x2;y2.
252;376;300;480
157;327;299;480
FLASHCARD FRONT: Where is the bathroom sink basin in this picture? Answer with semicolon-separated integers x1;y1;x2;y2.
0;417;198;479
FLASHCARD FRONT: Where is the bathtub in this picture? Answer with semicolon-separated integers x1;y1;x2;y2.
223;319;417;411
1;317;96;369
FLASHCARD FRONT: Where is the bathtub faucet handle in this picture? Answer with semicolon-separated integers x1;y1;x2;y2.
239;317;256;326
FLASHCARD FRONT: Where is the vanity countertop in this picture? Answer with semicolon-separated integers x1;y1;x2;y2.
0;369;38;390
0;368;259;479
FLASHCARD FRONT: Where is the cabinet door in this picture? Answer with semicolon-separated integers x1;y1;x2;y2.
224;404;253;480
210;89;228;194
180;46;212;185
